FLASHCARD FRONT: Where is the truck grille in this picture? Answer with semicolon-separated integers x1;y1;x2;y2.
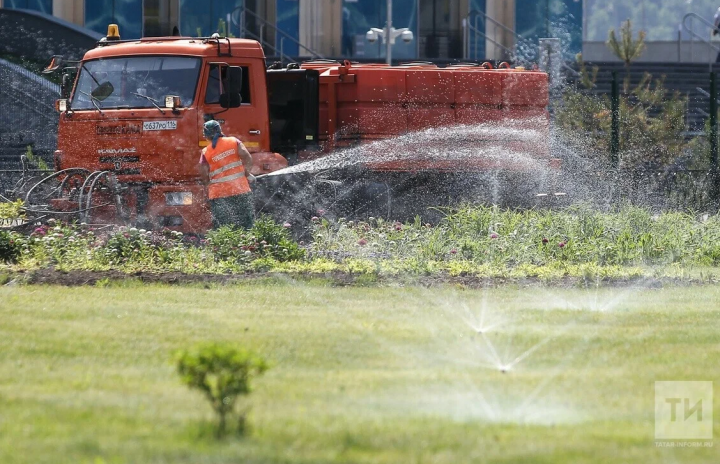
99;156;141;175
99;156;140;164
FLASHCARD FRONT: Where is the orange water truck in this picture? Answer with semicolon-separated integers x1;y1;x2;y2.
22;24;557;232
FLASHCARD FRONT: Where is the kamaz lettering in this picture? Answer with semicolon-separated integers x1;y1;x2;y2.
98;148;137;155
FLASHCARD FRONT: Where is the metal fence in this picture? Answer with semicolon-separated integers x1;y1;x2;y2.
593;170;718;211
0;58;59;170
0;58;60;123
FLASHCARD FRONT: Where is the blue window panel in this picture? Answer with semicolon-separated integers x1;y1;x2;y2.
85;0;114;37
85;0;143;40
180;0;242;38
390;0;418;60
276;0;299;56
515;0;582;58
115;0;143;40
180;0;211;37
467;0;486;60
212;0;243;37
5;0;52;14
342;0;418;60
553;0;582;58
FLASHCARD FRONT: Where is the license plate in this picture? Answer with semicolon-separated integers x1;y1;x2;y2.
143;120;177;131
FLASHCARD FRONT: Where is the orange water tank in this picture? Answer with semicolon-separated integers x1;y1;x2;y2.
303;61;549;145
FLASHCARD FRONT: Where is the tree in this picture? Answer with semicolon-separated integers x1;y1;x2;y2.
175;343;268;438
607;20;646;69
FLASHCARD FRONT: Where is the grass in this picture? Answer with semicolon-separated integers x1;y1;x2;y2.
0;280;718;463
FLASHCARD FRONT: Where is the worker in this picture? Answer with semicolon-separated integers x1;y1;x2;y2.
199;120;256;229
714;6;720;62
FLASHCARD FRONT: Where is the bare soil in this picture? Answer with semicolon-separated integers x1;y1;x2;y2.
0;268;699;289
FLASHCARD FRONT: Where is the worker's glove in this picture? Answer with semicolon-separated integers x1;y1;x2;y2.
247;173;256;184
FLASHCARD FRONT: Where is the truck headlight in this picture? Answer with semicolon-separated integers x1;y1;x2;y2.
165;192;193;206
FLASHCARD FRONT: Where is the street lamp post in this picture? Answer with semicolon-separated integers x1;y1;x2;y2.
386;0;393;64
366;0;414;65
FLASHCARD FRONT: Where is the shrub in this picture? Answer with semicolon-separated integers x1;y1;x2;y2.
175;343;268;438
24;145;49;171
251;216;305;261
27;224;94;266
99;227;188;266
205;226;252;263
206;216;305;264
0;230;22;263
0;200;24;221
101;227;157;264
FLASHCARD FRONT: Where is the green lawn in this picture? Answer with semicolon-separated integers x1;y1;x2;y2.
0;280;718;463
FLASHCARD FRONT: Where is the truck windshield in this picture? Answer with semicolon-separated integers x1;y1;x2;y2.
71;56;201;110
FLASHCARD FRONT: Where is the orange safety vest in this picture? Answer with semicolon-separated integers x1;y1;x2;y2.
203;137;251;200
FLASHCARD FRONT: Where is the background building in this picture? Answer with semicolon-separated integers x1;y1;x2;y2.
0;0;585;61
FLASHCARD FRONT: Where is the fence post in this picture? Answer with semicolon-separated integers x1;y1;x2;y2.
611;71;620;168
711;71;718;168
710;71;720;206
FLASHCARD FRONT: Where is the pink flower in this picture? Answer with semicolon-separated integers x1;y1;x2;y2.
357;238;368;246
317;209;326;216
311;216;319;222
394;223;403;231
283;222;291;228
490;233;498;239
542;238;549;244
558;241;566;248
450;248;458;255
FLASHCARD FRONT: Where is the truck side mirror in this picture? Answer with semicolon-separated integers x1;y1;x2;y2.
61;71;72;99
43;55;64;74
220;66;242;108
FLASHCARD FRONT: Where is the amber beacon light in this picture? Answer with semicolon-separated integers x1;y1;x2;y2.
106;24;121;41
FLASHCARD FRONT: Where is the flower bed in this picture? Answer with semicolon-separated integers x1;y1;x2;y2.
3;206;720;279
